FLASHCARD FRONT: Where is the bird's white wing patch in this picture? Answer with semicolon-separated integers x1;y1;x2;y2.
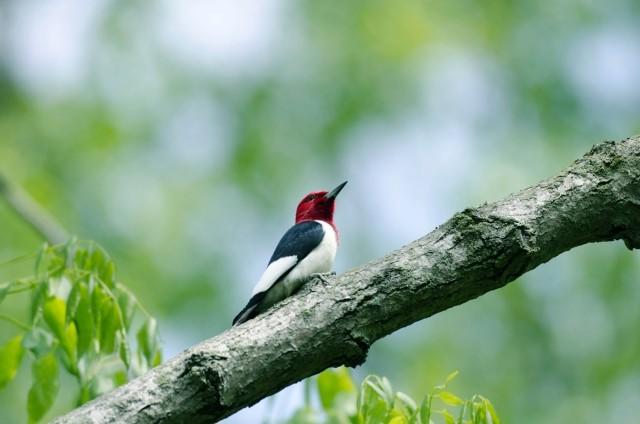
251;256;298;296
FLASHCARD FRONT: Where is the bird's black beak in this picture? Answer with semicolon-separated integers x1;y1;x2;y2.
325;181;348;199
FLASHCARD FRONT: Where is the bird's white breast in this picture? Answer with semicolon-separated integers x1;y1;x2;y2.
281;220;337;294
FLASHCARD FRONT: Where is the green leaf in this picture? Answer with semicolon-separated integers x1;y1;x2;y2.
395;391;417;416
358;376;392;423
30;282;47;321
118;331;131;368
92;284;122;353
90;248;106;271
43;297;77;365
0;335;24;389
98;292;122;354
317;367;356;411
65;280;83;326
441;410;456;424
113;370;128;387
137;318;160;367
481;397;500;424
100;261;116;288
43;297;66;340
364;380;385;401
74;284;94;357
116;288;136;330
27;351;59;423
77;383;91;406
380;377;395;404
471;400;486;424
438;391;464;406
92;284;107;340
62;323;78;374
0;281;14;304
34;243;47;275
152;350;162;367
418;395;432;424
73;248;88;270
388;414;408;424
445;370;459;385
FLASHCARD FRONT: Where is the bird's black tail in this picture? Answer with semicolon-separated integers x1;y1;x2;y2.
232;304;257;326
232;292;266;326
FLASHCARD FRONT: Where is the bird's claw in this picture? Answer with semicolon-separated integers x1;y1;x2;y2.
312;272;336;284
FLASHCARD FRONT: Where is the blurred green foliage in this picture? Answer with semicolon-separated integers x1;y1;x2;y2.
1;0;639;422
0;241;159;422
286;368;500;424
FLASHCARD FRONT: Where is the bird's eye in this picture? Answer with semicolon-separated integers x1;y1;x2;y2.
304;194;317;202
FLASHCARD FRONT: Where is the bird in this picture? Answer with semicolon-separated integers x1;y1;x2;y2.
232;181;347;326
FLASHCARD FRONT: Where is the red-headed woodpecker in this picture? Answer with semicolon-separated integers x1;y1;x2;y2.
232;181;347;326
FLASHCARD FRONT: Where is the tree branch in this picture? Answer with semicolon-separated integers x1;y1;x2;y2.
0;173;68;245
53;136;640;423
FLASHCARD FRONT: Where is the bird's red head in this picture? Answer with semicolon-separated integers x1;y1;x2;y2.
295;181;347;228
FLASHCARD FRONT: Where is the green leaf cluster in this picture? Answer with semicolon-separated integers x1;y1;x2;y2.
286;369;500;424
0;239;162;422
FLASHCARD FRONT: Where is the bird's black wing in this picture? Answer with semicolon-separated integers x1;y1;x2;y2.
268;220;325;264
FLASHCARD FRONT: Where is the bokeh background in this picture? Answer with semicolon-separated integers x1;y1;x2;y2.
1;0;640;422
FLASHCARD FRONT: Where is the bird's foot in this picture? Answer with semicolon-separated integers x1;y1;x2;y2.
312;271;336;284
